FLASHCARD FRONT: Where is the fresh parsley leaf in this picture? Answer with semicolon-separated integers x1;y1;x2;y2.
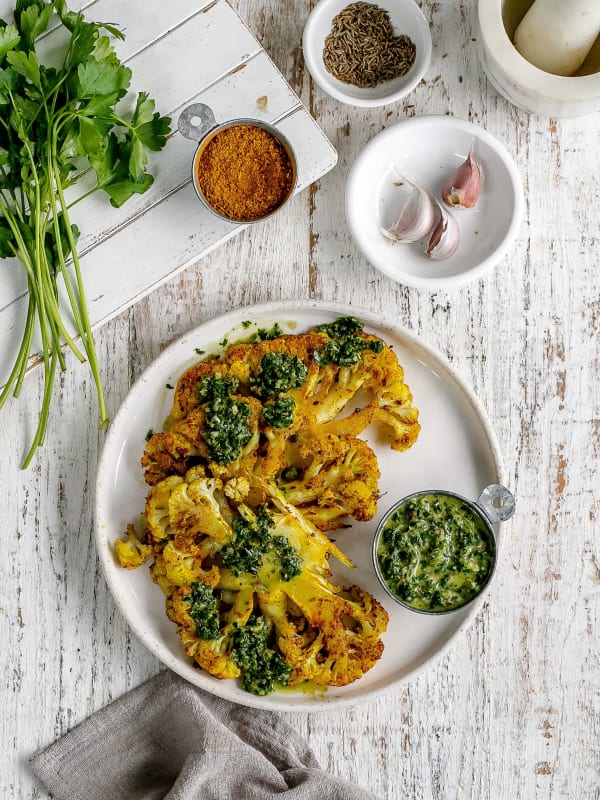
17;3;53;48
131;92;171;151
103;173;154;208
77;58;131;99
128;135;147;182
6;49;40;87
77;115;104;156
0;24;20;63
0;66;18;105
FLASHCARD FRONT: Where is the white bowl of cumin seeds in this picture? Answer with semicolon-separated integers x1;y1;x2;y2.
303;0;432;107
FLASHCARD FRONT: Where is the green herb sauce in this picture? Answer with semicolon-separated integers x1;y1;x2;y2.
377;494;494;612
281;466;301;482
232;614;291;695
314;316;384;367
250;353;308;398
256;322;283;341
184;582;221;640
220;504;301;582
262;396;296;429
197;374;252;464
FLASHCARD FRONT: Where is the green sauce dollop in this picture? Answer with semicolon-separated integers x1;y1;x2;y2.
377;494;494;612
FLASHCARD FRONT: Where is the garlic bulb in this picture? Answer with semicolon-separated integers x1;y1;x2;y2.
382;181;435;244
426;198;460;260
442;152;482;210
514;0;600;76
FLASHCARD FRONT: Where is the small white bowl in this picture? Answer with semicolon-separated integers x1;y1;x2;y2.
302;0;432;107
345;115;524;290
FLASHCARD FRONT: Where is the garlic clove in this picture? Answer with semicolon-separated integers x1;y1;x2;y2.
442;151;483;209
426;198;460;260
382;182;435;244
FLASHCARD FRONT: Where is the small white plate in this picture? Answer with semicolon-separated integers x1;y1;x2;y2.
303;0;432;107
95;300;506;711
346;115;525;289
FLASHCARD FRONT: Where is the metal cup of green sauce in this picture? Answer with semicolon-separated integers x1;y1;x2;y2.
372;484;515;615
177;102;297;224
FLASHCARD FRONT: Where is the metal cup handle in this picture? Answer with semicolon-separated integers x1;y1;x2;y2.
178;103;217;142
476;484;515;524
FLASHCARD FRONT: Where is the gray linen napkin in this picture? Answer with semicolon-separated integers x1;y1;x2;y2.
30;670;381;800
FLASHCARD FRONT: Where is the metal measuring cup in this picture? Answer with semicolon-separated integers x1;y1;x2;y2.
178;103;298;224
372;483;515;615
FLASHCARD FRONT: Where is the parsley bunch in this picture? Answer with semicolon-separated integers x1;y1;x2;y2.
0;0;170;467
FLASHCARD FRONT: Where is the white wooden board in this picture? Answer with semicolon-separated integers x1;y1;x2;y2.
0;0;337;385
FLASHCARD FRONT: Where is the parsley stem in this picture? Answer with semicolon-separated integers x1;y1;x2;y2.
21;346;58;469
46;134;86;345
52;159;108;429
12;290;36;397
66;184;101;210
0;291;35;408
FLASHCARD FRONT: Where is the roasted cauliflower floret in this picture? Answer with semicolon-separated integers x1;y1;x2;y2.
141;432;201;486
114;524;152;569
158;538;220;589
276;576;388;687
145;476;184;542
316;343;421;450
167;584;240;680
168;478;233;543
145;473;235;545
277;434;380;530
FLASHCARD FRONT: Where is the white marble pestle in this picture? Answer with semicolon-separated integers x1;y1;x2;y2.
514;0;600;76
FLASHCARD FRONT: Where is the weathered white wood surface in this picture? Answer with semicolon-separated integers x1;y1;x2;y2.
1;1;599;799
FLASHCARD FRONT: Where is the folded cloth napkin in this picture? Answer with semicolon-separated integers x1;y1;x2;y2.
30;670;380;800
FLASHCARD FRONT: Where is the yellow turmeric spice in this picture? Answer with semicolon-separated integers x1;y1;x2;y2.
195;124;294;222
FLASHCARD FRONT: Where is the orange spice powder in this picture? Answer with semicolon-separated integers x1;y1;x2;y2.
195;124;294;222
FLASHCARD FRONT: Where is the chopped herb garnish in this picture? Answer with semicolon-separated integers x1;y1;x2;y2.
315;317;364;337
257;322;283;341
197;374;252;464
194;348;206;356
221;505;274;576
250;353;308;398
262;396;295;429
242;320;252;329
165;383;174;390
281;466;301;482
314;316;384;367
219;337;229;348
271;535;302;582
145;429;154;442
221;504;301;582
184;582;221;640
232;613;291;695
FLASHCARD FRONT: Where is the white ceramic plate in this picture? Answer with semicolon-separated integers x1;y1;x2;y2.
95;300;505;711
302;0;432;107
346;115;525;289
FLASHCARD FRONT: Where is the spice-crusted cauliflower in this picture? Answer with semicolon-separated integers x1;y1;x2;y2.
114;318;420;695
114;524;152;569
114;467;387;694
140;318;419;531
276;433;381;531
